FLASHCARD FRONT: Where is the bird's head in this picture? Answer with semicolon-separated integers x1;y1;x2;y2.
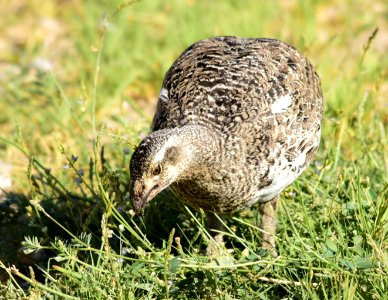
129;130;186;214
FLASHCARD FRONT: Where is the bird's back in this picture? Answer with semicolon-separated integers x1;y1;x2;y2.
152;36;322;133
151;36;323;212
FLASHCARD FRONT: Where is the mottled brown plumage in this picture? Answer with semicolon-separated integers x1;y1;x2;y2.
129;36;323;255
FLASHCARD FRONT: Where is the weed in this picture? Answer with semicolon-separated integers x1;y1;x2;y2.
0;0;387;299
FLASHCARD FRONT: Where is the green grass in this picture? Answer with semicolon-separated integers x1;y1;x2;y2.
0;0;387;299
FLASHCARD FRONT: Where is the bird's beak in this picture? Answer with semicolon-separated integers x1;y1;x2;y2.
130;179;163;214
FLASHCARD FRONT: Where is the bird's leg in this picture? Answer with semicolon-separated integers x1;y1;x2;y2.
258;196;279;256
205;212;225;256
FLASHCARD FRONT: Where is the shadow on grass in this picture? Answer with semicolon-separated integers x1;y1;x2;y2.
0;187;103;284
0;192;32;282
0;157;193;284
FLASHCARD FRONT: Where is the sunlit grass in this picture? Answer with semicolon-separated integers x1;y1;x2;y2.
0;0;387;298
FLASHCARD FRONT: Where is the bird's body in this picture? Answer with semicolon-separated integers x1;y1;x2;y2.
130;36;322;254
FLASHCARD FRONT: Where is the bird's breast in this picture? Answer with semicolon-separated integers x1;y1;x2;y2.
169;166;259;213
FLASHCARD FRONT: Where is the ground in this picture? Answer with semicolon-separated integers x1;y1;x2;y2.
0;0;387;299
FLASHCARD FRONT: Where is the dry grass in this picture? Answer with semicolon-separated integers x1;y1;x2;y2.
0;0;387;298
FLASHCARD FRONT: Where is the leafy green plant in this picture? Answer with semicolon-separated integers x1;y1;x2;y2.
1;0;387;299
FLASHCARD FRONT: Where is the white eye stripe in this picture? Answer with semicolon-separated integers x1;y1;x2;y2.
271;94;293;114
154;139;172;163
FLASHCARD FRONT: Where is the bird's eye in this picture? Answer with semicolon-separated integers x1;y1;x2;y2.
152;165;161;176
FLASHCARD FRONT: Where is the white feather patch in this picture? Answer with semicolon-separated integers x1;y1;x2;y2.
271;94;293;114
292;152;306;168
159;87;169;103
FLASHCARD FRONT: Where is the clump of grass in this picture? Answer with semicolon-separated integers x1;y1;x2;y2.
1;0;387;299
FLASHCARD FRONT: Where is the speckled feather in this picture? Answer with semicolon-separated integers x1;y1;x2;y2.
130;36;322;214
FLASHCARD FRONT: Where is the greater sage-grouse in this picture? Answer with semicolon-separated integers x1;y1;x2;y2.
130;36;323;255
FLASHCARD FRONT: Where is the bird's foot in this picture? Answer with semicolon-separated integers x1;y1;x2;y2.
261;240;278;257
205;231;225;256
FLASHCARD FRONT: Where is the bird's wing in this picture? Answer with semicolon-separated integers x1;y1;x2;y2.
152;37;322;133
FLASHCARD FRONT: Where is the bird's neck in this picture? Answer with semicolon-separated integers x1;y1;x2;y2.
168;125;223;172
